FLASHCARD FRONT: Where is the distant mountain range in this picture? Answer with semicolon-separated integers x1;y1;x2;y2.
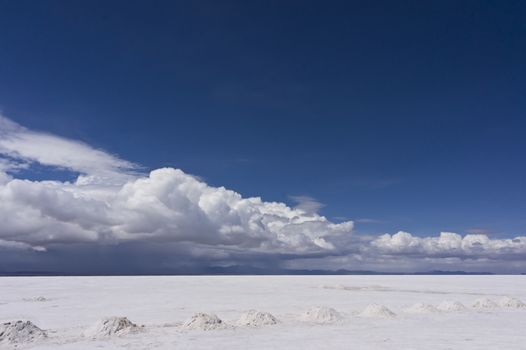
203;266;495;275
0;265;497;276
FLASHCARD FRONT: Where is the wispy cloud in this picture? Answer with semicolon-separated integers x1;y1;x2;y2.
0;115;139;184
466;228;491;235
354;218;384;224
289;195;325;214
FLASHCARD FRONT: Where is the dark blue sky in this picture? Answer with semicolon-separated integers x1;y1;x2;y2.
1;0;525;239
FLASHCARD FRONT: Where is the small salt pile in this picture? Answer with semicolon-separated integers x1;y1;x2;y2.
236;310;279;327
0;321;47;344
359;304;396;318
85;317;141;338
472;297;499;309
182;313;227;331
299;306;343;323
498;296;526;309
437;300;467;312
403;302;440;314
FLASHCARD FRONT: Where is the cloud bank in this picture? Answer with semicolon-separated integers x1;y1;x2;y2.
0;116;353;268
0;115;525;273
370;231;526;259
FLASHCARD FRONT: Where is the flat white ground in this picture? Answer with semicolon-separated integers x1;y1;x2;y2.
1;276;525;349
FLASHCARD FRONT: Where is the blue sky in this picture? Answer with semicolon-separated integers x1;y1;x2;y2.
0;1;525;273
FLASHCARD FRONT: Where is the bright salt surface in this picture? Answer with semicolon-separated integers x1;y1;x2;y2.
0;276;525;349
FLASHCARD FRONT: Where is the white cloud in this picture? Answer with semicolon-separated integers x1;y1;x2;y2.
0;168;354;255
285;231;526;273
0;115;138;184
0;238;45;252
354;218;383;224
289;195;325;214
0;116;354;260
370;231;526;258
1;114;525;273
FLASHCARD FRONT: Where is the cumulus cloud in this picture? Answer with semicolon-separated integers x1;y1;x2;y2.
1;114;525;273
283;230;526;274
369;231;526;259
0;116;354;267
0;168;353;252
0;169;354;256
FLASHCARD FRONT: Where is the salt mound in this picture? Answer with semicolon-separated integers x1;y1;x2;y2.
299;306;343;323
182;313;227;331
85;317;141;338
236;310;279;327
0;321;47;344
472;297;499;309
437;300;467;312
498;296;526;309
403;302;440;314
360;304;396;318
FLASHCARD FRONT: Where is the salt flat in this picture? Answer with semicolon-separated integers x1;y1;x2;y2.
1;276;525;349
